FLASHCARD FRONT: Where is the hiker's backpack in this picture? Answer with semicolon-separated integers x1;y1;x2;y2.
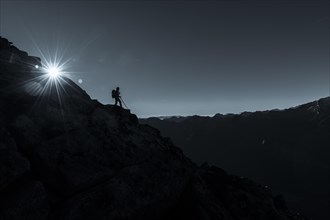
111;90;116;98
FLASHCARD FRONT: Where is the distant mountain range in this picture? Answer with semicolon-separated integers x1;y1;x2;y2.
140;97;330;220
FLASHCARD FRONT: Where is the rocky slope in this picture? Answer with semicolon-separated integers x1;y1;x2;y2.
141;97;330;220
0;36;306;220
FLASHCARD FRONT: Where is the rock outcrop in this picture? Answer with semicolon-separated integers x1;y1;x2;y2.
0;36;306;220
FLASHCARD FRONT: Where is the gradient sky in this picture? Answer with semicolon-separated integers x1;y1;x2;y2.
0;0;329;117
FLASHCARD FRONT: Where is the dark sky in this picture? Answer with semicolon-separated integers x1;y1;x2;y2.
1;0;329;117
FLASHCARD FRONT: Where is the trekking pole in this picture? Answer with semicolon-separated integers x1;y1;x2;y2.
120;97;128;109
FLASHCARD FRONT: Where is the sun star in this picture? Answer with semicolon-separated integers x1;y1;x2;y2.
47;66;61;79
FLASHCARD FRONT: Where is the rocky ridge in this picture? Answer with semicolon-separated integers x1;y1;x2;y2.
0;36;306;220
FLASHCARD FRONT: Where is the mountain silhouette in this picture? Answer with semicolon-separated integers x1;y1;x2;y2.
141;97;330;220
0;36;308;220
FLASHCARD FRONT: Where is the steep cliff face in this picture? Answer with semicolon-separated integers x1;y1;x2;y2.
0;37;306;220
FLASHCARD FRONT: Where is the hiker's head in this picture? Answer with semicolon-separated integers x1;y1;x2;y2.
116;87;120;91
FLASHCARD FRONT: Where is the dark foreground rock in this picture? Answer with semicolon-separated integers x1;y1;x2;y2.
0;36;307;220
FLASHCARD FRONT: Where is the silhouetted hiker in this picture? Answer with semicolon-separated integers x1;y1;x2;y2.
112;87;122;108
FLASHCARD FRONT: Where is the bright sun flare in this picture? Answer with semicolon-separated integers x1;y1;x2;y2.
47;66;61;78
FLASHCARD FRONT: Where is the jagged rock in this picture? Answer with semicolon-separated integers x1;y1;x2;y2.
0;128;30;191
0;179;49;220
0;126;47;220
0;37;307;220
